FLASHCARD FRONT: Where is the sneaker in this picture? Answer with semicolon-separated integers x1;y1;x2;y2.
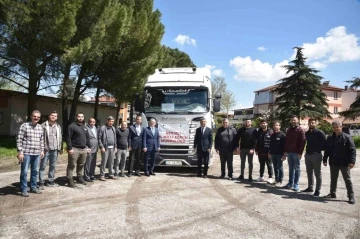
99;176;106;181
114;174;119;180
324;193;336;199
285;183;293;189
276;181;283;187
293;185;300;192
257;177;264;182
349;195;356;204
228;176;233;180
48;181;59;187
302;187;314;193
30;188;42;194
38;183;45;190
90;176;95;181
267;178;275;184
313;190;321;197
120;172;125;177
68;178;76;188
77;177;87;185
248;176;253;182
21;191;29;197
238;175;244;180
109;175;116;179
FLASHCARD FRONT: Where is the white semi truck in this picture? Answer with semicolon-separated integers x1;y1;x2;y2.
135;67;221;167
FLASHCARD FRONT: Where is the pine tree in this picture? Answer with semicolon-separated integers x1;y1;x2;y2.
340;77;360;120
273;47;331;124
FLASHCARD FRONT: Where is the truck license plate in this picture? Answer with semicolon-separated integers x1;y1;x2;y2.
165;160;182;165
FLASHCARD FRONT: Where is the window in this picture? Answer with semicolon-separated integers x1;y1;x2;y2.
334;92;338;99
334;107;338;114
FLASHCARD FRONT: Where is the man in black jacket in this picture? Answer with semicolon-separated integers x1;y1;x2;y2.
303;119;327;197
236;119;257;181
194;118;212;178
215;118;237;180
255;119;274;183
269;121;286;187
323;120;356;204
66;113;91;187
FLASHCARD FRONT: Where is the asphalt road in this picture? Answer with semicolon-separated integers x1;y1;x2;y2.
0;151;359;239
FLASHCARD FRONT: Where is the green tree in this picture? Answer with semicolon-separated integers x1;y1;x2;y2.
273;47;330;124
159;46;195;68
0;0;81;118
339;77;360;120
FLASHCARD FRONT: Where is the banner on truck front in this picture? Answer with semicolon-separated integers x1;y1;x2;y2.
158;123;189;144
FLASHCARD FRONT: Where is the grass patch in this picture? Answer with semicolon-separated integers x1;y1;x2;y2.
354;136;360;149
0;137;17;157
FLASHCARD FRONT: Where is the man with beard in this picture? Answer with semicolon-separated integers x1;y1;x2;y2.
302;119;327;197
269;121;286;187
84;118;98;182
284;116;306;192
128;115;144;177
17;110;44;197
323;120;356;204
98;116;117;181
66;112;91;187
215;118;237;180
236;119;258;181
115;121;129;178
39;111;62;189
255;119;274;183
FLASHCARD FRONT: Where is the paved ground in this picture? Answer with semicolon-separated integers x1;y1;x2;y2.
0;151;360;239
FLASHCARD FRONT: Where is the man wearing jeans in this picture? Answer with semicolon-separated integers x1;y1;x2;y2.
302;119;326;197
39;111;62;189
66;112;91;187
17;110;44;197
323;120;356;204
284;116;306;192
269;121;286;187
115;121;129;178
236;119;258;181
98;116;117;181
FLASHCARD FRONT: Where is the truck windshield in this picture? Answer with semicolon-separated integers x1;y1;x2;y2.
144;88;208;113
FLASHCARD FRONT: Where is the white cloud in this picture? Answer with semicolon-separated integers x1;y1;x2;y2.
229;56;288;82
174;34;197;46
204;65;224;77
257;46;267;51
311;61;327;69
291;26;360;68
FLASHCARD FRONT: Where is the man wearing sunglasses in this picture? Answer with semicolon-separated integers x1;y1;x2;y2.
17;110;45;197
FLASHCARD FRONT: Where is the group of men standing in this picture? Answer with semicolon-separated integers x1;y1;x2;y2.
16;110;162;197
213;116;356;204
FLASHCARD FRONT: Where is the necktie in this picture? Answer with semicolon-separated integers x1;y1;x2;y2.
151;127;155;135
202;127;205;135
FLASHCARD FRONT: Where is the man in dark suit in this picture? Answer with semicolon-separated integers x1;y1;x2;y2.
128;115;144;177
194;118;213;178
84;118;98;182
142;118;160;176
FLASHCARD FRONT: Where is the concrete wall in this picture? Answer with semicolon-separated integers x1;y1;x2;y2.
0;91;117;136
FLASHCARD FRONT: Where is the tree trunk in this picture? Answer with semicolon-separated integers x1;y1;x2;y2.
69;66;86;125
94;79;101;124
61;63;71;137
27;77;38;121
130;103;134;125
115;102;121;128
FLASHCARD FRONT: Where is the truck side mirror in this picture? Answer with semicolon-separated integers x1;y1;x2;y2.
213;99;220;112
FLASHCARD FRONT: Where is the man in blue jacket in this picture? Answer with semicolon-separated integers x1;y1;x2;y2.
142;118;160;176
194;118;213;178
323;120;356;204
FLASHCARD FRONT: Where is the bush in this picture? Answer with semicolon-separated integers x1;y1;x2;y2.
354;136;360;149
318;120;333;135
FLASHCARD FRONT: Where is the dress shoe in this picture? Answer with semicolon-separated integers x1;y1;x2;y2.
145;172;150;177
150;172;156;176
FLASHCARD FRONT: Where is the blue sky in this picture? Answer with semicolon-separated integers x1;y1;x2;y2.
154;0;360;109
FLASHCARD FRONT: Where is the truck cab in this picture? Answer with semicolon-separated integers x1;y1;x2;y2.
138;67;220;167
